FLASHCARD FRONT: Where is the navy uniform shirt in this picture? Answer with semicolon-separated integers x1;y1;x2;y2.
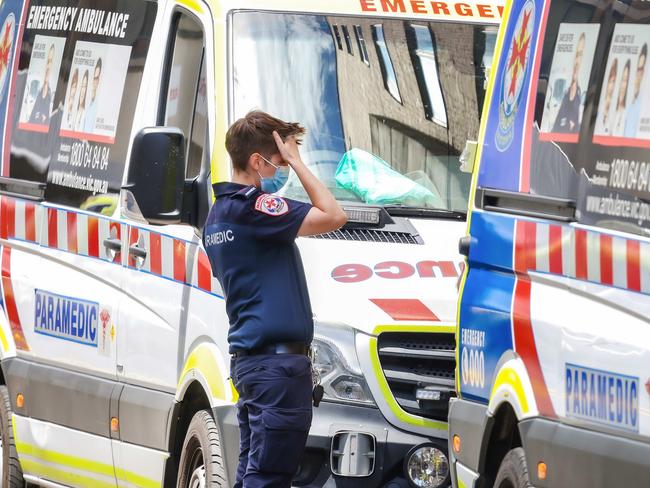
203;182;314;353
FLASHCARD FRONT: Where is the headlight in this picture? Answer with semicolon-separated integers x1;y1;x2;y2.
312;324;375;406
405;445;449;488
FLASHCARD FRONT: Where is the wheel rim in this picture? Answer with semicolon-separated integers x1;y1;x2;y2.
189;465;205;488
187;444;205;488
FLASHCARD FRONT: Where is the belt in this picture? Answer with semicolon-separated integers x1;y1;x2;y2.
231;342;310;358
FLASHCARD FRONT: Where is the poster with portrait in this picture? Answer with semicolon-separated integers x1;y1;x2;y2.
593;24;650;143
0;1;24;177
539;23;599;141
577;25;650;232
17;35;66;132
60;41;131;143
8;0;157;208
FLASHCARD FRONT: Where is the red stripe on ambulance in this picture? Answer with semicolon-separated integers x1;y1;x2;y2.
67;212;78;254
197;251;213;292
370;298;441;321
627;240;641;292
149;233;162;275
3;198;15;239
516;221;648;294
47;208;58;249
173;239;186;283
87;216;100;258
512;276;555;416
25;202;36;242
0;197;222;296
574;229;588;280
548;225;563;274
1;247;29;351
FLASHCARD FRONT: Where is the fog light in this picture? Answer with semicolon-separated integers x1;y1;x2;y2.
331;376;372;403
416;387;442;401
405;445;449;488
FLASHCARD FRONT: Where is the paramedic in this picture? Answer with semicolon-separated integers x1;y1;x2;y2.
203;110;347;488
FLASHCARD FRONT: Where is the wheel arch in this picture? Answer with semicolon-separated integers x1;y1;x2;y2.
164;380;212;488
166;342;235;488
479;356;539;486
482;402;522;486
176;342;234;407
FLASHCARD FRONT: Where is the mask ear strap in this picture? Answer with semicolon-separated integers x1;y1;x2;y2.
260;155;279;169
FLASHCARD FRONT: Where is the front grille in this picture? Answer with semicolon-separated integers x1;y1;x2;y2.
377;332;456;422
311;228;420;244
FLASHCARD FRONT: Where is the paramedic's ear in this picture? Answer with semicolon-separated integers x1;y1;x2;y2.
249;153;263;172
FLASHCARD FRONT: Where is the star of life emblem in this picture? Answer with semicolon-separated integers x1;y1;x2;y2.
496;0;535;152
99;308;111;357
255;194;289;216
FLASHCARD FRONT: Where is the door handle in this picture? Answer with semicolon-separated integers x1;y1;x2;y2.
128;245;147;260
103;238;122;252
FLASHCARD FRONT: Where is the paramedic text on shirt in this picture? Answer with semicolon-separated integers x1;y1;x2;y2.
552;32;585;133
202;111;347;488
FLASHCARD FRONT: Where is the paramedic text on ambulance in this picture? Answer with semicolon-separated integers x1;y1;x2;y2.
202;111;347;488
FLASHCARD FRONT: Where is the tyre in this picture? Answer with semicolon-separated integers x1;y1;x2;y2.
176;410;227;488
493;447;532;488
0;385;24;488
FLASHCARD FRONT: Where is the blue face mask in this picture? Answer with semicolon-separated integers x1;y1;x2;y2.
258;157;290;193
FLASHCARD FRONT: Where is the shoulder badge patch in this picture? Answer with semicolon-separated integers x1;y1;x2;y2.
255;194;289;216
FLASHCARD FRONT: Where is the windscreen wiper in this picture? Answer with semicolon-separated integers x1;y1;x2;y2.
384;205;467;220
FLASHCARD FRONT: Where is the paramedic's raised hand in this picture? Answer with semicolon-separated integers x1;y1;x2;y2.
272;131;348;236
273;131;302;165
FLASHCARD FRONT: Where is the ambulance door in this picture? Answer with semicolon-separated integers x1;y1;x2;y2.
15;207;124;485
114;5;211;478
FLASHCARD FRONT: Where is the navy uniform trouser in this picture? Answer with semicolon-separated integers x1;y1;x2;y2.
231;354;313;488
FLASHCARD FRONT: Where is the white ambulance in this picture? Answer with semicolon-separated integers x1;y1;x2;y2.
450;0;650;485
0;0;501;487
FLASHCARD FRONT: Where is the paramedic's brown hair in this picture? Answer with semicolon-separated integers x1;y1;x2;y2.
226;110;306;172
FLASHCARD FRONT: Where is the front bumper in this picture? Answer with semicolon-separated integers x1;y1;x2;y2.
295;400;450;488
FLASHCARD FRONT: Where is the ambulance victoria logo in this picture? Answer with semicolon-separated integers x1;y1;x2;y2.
0;13;15;103
255;194;289;216
496;0;535;152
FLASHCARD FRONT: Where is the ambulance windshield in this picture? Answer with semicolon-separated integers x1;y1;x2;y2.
232;12;496;213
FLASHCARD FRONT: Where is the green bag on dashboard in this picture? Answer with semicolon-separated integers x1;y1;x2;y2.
334;148;441;208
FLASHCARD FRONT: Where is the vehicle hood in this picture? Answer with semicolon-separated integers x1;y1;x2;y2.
297;218;465;336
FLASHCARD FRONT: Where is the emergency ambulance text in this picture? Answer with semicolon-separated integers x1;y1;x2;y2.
27;6;130;39
359;0;504;19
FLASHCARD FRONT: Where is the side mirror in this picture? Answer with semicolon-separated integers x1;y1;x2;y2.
459;140;478;174
123;127;186;225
